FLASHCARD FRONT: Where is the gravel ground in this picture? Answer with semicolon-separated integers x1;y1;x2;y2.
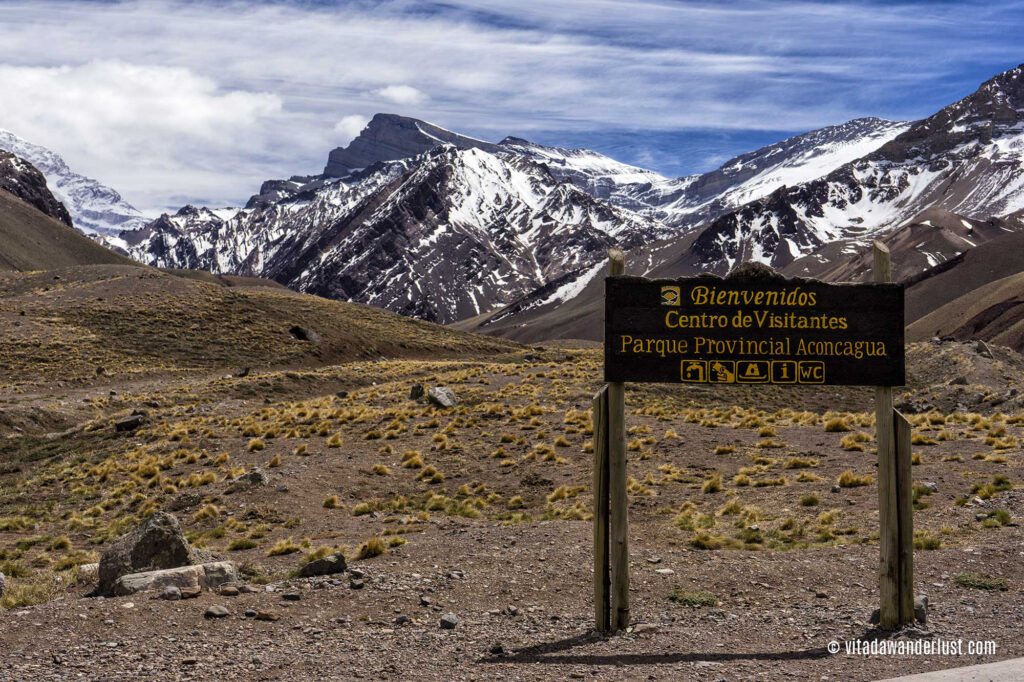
2;518;1021;681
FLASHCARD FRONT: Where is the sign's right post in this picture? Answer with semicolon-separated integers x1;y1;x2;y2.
874;241;914;628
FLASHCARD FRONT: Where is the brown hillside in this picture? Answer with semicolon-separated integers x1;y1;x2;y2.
0;190;135;271
908;271;1024;352
0;264;522;386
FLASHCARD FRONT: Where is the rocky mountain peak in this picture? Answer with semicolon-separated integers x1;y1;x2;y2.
0;150;73;226
324;113;500;176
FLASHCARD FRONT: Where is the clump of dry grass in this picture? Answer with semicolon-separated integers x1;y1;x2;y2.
192;504;220;523
401;450;424;468
752;476;786;487
837;470;872;488
824;418;851;433
323;495;340;509
356;536;386;560
267;537;301;556
702;474;723;494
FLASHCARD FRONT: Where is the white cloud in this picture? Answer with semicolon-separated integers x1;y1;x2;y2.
0;0;1017;210
0;59;286;213
373;85;428;107
334;115;370;145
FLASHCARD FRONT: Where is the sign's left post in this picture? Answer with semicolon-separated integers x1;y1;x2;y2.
606;248;630;631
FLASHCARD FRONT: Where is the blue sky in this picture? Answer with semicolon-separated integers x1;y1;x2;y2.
0;0;1021;213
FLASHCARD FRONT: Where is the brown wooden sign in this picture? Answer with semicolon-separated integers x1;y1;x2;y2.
604;273;904;386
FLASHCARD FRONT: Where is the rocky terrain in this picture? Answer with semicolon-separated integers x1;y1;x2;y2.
1;268;1023;680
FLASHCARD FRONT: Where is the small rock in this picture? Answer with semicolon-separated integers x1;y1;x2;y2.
394;615;410;625
0;571;5;600
158;586;182;601
409;383;424;400
239;584;259;594
244;608;258;618
298;552;347;578
632;623;659;634
915;594;928;624
180;586;201;599
489;642;504;655
506;605;519;616
349;568;365;579
255;610;280;622
427;387;458;408
654;568;674;575
923;482;938;493
220;585;240;597
815;591;828;599
646;556;662;564
349;579;364;590
76;563;99;584
831;485;841;493
289;325;321;344
439;613;458;629
114;415;145;433
336;390;349;399
976;513;988;521
282;592;301;601
204;605;230;619
419;595;432;606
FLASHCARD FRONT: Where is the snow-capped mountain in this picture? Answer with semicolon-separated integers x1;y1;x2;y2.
123;145;667;323
0;129;148;236
117;110;922;325
502;118;910;229
685;65;1024;271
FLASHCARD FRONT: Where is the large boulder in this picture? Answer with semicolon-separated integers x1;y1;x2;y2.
111;562;237;597
97;512;211;596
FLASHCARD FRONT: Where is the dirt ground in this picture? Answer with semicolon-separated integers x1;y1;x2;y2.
1;279;1023;680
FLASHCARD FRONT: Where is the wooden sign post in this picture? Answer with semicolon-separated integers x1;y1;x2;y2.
592;248;629;632
592;244;913;632
874;242;915;628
